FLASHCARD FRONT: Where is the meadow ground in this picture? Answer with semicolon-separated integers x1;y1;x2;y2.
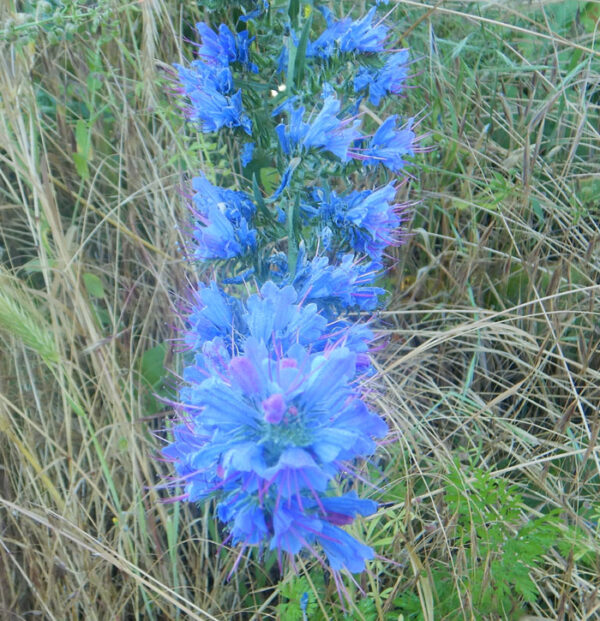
0;1;599;619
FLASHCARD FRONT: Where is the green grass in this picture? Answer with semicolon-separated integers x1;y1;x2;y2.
1;0;599;619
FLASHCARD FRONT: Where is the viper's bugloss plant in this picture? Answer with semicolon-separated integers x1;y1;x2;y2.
161;0;420;587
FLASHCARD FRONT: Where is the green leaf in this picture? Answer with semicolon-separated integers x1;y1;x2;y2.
259;167;280;195
82;272;105;298
252;172;269;217
287;193;301;273
581;2;600;34
72;152;89;180
22;257;57;273
139;343;167;387
544;0;580;32
288;0;300;27
75;119;90;156
294;15;313;87
286;35;298;91
73;119;91;179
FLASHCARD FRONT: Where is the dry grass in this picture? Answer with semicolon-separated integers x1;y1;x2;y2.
0;0;599;619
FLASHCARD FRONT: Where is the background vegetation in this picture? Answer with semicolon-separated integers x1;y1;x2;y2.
0;0;599;619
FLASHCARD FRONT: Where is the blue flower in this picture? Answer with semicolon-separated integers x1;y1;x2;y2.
195;22;258;72
218;496;270;545
293;252;386;315
276;95;361;161
174;23;256;132
307;8;388;58
269;493;377;572
234;30;258;73
354;50;410;105
164;276;387;570
318;523;376;573
307;7;388;58
192;204;245;259
241;142;255;166
190;173;257;259
302;96;362;161
162;2;420;581
351;115;416;173
307;184;406;260
307;17;352;59
192;173;256;221
244;281;327;349
175;62;252;134
184;281;244;351
270;163;293;200
176;61;232;98
162;425;222;502
339;8;389;54
271;95;299;117
164;333;385;571
275;105;307;154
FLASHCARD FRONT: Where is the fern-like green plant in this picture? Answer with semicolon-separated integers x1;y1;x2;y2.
439;465;562;618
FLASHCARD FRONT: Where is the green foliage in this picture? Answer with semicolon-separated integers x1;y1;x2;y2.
2;0;120;48
278;576;319;620
395;465;569;619
344;597;379;621
138;343;172;415
82;272;104;299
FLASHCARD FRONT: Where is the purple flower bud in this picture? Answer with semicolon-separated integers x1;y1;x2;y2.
262;393;286;424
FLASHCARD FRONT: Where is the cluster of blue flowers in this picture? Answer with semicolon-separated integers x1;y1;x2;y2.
163;1;417;580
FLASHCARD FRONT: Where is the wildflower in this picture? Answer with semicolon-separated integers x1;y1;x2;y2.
190;174;257;259
306;184;406;260
243;281;327;349
192;205;245;259
351;115;415;173
302;96;361;160
275;105;308;154
294;252;386;316
218;496;270;545
176;62;252;134
276;95;361;161
184;281;243;351
269;162;294;200
307;7;388;58
307;16;352;59
195;22;258;72
161;1;422;582
241;142;255;166
271;95;299;117
354;50;410;106
164;334;386;571
270;493;377;573
339;8;388;54
161;425;222;502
